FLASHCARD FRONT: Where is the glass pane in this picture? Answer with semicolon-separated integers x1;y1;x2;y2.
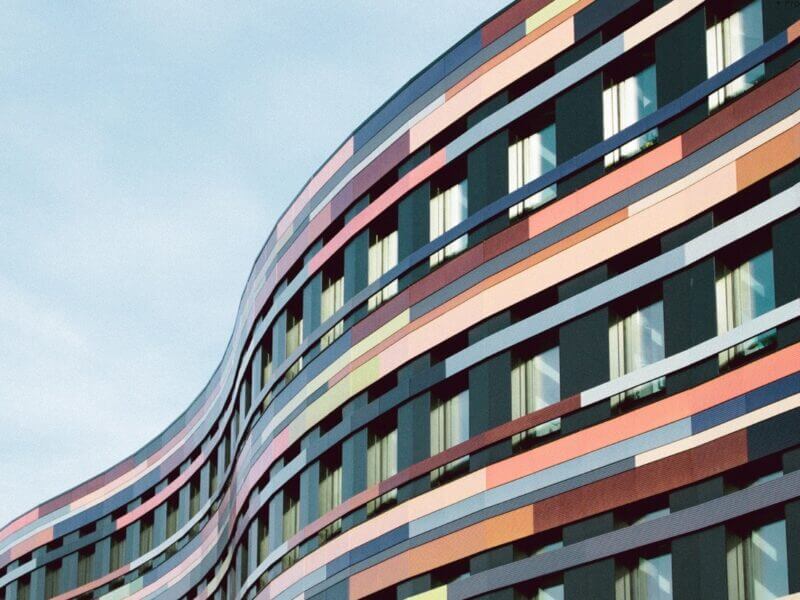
635;552;672;599
749;519;788;599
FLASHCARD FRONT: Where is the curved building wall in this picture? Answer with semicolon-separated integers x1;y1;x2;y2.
3;1;800;599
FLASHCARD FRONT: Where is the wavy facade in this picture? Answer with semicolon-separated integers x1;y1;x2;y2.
3;1;800;599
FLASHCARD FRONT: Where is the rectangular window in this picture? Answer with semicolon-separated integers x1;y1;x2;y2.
366;417;398;516
707;0;765;111
429;180;468;267
318;449;343;543
508;122;557;218
139;514;154;555
110;531;125;571
727;517;788;600
17;576;30;600
189;475;200;517
511;344;561;449
616;549;673;600
210;457;219;494
281;481;300;569
77;548;94;587
285;298;303;382
261;338;272;388
282;484;299;543
609;298;665;405
166;496;179;538
367;227;399;311
44;561;61;600
603;63;658;167
716;247;775;368
257;509;269;565
320;264;345;349
430;388;470;485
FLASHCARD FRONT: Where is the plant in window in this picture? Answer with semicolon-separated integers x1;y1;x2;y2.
707;0;765;111
716;245;775;368
429;180;468;267
603;57;658;167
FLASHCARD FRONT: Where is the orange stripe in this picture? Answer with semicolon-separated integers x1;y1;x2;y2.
447;0;591;100
349;506;534;599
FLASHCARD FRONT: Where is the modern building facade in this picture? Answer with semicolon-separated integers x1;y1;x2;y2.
3;1;800;599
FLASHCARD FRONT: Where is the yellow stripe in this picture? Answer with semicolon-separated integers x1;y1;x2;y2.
525;0;581;35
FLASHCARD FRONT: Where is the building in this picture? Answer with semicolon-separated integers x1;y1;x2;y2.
2;0;800;599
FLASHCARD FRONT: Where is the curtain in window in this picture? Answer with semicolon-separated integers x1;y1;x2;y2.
318;460;342;516
727;518;788;600
262;347;272;388
508;123;557;218
77;551;93;586
429;180;469;267
367;425;398;514
609;300;665;404
166;499;178;537
257;514;269;564
368;230;399;310
707;0;764;111
44;564;60;600
510;345;561;446
285;312;303;380
603;65;658;167
321;275;344;348
616;552;673;600
140;517;153;554
716;249;775;367
430;390;470;483
282;494;299;542
110;533;124;571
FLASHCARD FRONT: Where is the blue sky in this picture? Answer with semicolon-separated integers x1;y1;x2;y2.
0;2;510;526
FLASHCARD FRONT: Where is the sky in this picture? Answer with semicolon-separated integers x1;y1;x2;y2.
0;2;511;527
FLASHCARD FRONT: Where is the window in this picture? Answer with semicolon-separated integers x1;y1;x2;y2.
367;223;398;311
603;62;658;167
616;547;673;600
716;247;775;368
318;449;343;543
707;0;765;111
727;517;788;599
44;561;61;600
110;531;125;571
511;344;561;449
139;514;154;555
508;122;557;218
16;576;30;600
366;417;398;515
189;475;201;517
285;298;303;381
320;263;344;349
609;298;665;405
257;509;269;564
166;496;179;538
282;480;300;546
77;548;94;587
429;180;468;267
261;338;272;388
430;388;470;485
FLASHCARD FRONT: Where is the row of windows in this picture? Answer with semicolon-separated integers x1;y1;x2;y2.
7;1;794;596
359;457;792;600
219;214;786;600
259;0;771;405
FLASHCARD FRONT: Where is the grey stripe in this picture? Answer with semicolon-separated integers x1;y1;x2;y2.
445;181;800;377
449;469;800;599
583;299;800;406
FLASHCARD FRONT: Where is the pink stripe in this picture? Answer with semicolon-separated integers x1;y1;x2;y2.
308;149;446;274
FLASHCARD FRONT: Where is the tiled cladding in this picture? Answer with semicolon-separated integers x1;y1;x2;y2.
2;1;800;600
